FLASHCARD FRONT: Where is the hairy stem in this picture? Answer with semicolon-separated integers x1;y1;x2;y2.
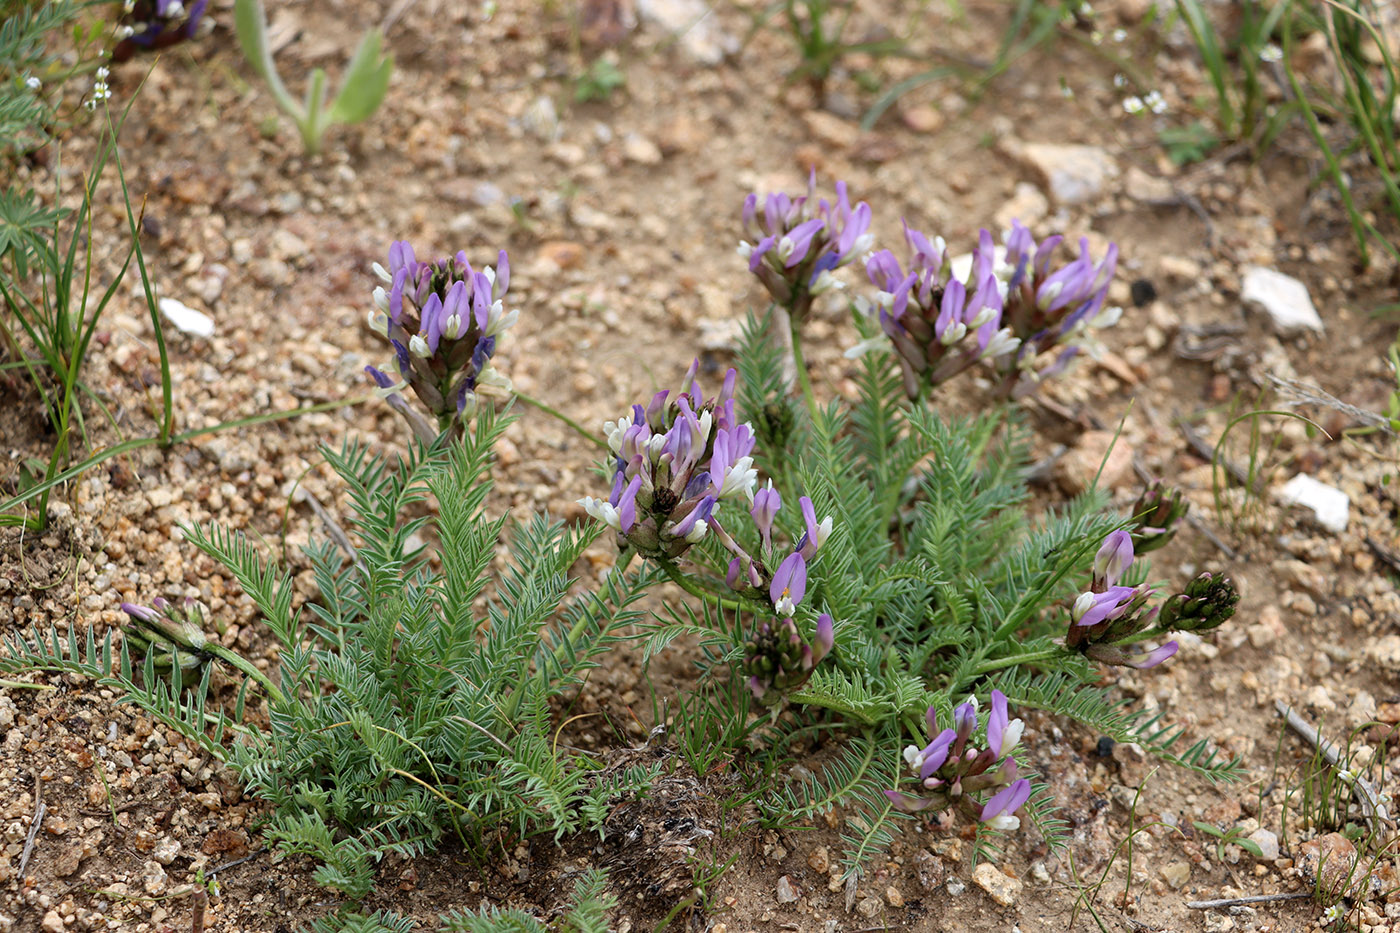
788;313;820;422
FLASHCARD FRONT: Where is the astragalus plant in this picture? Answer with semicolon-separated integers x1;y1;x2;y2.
2;403;660;905
3;175;1247;911
574;175;1244;875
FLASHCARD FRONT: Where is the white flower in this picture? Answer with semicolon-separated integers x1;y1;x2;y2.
813;515;832;550
117;25;135;38
1123;96;1145;115
408;334;430;358
903;745;924;769
844;333;890;359
939;321;967;346
717;456;758;502
774;593;797;617
442;313;462;340
366;309;389;337
95;66;110;81
736;241;754;261
849;232;875;256
979;328;1021;360
484;301;518;338
603;413;634;452
1260;44;1283;63
372;262;393;283
1090;305;1123;328
809;269;843;295
1144;90;1167;114
1113;74;1127;89
24;76;40;90
167;0;185;16
474;364;513;397
1000;719;1025;756
968;305;998;330
579;497;621;531
682;520;709;544
985;814;1021;832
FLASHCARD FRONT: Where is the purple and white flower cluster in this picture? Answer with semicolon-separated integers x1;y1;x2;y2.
1066;530;1240;669
735;179;1126;402
738;174;874;323
365;241;516;438
1065;530;1176;669
577;361;757;561
853;219;1121;400
113;0;209;62
888;691;1032;831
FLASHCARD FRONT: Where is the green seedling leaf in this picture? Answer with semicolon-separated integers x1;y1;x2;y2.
328;29;394;124
233;0;299;117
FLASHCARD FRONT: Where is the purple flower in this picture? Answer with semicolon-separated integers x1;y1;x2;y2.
850;218;1123;400
365;241;516;435
1093;530;1134;589
890;697;1030;829
579;363;757;561
751;482;781;551
113;0;208;60
739;175;874;322
980;779;1032;830
794;496;832;561
769;552;808;617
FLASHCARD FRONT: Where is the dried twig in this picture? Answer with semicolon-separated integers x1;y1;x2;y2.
1186;892;1312;909
17;770;45;878
1367;537;1400;575
1275;699;1392;834
1264;374;1396;436
299;489;365;573
207;848;267;877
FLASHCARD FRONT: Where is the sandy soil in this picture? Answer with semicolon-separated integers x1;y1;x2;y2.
3;0;1400;930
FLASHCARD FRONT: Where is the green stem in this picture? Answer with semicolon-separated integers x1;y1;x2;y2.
514;391;608;452
202;644;286;707
788;312;819;422
657;558;756;614
0;679;55;690
969;647;1062;678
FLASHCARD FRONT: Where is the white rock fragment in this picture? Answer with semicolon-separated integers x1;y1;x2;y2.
1241;266;1324;335
1248;828;1280;861
1008;141;1120;205
158;297;215;337
635;0;737;64
1277;474;1349;532
971;862;1022;906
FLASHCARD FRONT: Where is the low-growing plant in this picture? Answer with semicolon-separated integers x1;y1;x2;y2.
0;123;175;531
573;56;625;103
1191;819;1265;860
745;0;909;97
1284;0;1400;267
1174;0;1290;143
0;0;78;157
4;174;1249;911
233;0;393;156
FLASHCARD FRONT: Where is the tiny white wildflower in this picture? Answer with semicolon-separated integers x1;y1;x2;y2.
1260;44;1283;63
24;75;40;90
1113;73;1127;88
1123;96;1145;115
1144;90;1167;114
